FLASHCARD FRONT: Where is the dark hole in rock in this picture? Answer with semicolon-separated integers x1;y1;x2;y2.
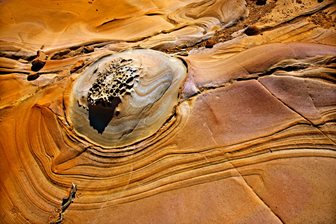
126;77;134;83
145;13;163;16
317;0;323;2
120;89;126;95
27;73;40;81
83;46;94;53
205;39;215;48
69;45;82;51
88;97;121;134
256;0;267;5
31;59;46;71
50;49;71;60
244;26;260;36
61;198;68;210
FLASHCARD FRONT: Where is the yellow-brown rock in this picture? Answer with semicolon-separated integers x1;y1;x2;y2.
0;0;335;224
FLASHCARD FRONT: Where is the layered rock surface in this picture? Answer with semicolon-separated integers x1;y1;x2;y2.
0;0;336;223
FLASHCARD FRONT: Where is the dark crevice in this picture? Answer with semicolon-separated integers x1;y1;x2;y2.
0;52;36;61
178;57;189;72
31;60;46;71
255;63;311;77
256;0;267;6
97;18;126;28
27;73;40;81
88;97;121;134
0;70;30;75
244;25;260;36
146;13;164;16
50;183;77;224
50;49;72;60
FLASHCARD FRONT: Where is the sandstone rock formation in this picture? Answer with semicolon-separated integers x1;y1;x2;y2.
0;0;335;223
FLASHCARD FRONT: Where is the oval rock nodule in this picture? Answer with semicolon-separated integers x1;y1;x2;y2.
69;49;187;147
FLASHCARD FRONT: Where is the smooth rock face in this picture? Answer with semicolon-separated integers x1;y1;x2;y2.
0;0;336;224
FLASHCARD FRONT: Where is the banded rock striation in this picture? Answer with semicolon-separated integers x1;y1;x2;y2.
0;0;336;224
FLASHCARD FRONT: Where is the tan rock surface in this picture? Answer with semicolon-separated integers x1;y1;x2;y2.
0;0;336;223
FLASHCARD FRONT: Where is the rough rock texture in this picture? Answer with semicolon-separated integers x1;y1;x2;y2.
0;0;336;224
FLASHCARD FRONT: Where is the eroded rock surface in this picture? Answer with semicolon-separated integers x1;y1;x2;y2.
0;0;335;223
70;49;186;147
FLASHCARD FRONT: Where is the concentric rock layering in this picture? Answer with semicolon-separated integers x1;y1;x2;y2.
69;50;186;147
0;0;336;224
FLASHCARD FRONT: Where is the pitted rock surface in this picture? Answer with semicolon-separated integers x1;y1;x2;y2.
87;58;141;108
